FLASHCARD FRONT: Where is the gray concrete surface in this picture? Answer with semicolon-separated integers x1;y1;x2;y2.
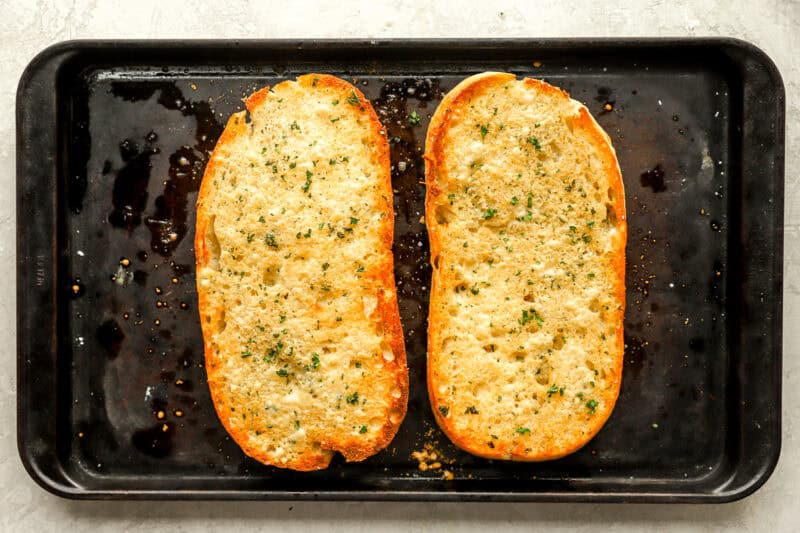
1;0;797;530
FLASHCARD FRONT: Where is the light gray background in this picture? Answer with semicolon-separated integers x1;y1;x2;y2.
1;0;797;531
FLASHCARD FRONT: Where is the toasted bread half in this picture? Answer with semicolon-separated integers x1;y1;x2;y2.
195;74;408;471
424;72;626;461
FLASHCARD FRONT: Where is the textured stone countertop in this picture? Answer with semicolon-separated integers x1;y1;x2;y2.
1;1;797;531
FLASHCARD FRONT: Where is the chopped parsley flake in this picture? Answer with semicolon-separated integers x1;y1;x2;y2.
526;136;542;150
479;124;489;140
409;110;421;126
511;196;519;205
346;392;359;405
301;170;312;193
359;425;368;434
311;352;320;369
465;406;479;414
264;232;278;248
516;427;531;435
350;216;359;225
586;399;598;413
264;341;284;364
483;208;497;219
346;91;360;106
241;351;252;358
520;308;544;327
438;406;450;417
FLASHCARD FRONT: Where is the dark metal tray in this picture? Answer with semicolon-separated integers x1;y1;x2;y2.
17;39;784;502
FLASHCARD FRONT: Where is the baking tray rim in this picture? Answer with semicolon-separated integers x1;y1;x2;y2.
16;37;784;503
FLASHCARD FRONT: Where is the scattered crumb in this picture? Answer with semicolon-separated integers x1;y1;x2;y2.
411;448;438;471
533;61;542;68
412;441;455;480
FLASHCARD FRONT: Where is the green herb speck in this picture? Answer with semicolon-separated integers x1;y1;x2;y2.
526;136;542;150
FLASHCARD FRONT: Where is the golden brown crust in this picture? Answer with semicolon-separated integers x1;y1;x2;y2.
424;72;626;462
195;74;407;471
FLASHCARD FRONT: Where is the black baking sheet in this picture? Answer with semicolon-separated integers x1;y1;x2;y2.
16;39;784;502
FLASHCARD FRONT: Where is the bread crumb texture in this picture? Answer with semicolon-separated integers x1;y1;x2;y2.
195;74;408;471
425;72;626;461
